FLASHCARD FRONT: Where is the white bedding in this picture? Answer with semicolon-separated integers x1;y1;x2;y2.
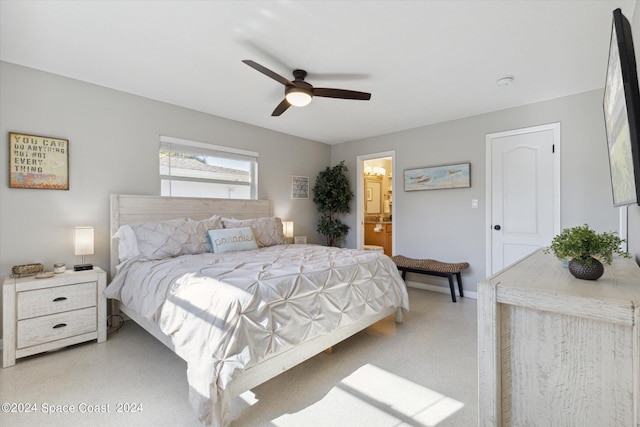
104;244;409;426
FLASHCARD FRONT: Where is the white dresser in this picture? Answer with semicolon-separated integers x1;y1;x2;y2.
478;249;640;426
3;267;107;368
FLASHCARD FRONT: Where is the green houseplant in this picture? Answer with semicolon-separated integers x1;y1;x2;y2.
312;161;354;247
545;224;629;280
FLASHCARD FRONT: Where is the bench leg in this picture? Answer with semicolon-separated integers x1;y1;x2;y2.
447;274;457;302
456;272;464;298
396;266;464;303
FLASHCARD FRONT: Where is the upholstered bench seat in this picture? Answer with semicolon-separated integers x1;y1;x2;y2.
391;255;469;302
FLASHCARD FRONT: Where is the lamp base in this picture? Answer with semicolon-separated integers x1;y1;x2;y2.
73;263;94;271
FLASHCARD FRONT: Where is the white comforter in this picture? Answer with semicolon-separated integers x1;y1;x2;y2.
105;244;409;425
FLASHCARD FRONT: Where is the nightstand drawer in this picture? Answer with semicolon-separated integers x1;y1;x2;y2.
17;307;97;348
17;282;96;320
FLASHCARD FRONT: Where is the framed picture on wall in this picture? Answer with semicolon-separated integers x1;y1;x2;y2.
8;132;69;190
404;162;470;191
291;175;309;199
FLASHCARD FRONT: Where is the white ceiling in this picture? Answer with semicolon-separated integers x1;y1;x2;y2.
0;1;636;144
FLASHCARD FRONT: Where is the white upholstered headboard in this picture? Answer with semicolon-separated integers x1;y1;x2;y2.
109;194;273;278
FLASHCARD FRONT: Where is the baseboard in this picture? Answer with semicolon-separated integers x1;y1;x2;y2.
405;280;478;300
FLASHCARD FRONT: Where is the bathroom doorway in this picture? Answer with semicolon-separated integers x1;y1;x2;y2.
356;151;395;254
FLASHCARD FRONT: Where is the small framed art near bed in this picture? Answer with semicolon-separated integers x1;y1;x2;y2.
106;194;409;426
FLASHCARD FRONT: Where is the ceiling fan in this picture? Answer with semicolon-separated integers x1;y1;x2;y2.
242;60;372;116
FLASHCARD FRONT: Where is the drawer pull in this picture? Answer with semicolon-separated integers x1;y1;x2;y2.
53;297;68;302
52;323;67;329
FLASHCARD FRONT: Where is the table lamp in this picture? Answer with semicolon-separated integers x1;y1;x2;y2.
74;226;94;271
283;221;294;244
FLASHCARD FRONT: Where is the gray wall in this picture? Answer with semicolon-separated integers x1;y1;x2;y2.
332;88;625;294
0;61;330;337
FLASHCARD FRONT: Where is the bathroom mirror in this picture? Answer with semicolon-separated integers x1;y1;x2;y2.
365;179;381;214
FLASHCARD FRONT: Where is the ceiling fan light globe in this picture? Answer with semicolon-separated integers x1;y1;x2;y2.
285;90;312;107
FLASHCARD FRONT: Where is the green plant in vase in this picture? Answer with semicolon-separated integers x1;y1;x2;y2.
545;224;630;280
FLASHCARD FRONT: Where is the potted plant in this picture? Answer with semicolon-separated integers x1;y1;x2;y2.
545;224;630;280
312;161;354;247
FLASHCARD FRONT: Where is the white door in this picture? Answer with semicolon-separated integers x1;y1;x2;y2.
486;123;560;274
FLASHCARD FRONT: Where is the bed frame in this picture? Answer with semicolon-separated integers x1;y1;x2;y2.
109;194;401;426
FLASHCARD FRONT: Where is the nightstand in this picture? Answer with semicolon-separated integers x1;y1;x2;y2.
2;267;106;368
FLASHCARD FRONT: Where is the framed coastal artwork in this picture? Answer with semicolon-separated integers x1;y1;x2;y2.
9;132;69;190
404;162;470;191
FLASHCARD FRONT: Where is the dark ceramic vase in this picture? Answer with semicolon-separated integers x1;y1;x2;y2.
568;257;604;280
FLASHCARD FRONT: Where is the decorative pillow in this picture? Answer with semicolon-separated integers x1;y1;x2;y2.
207;227;258;253
113;224;140;262
222;217;286;247
129;216;223;260
185;216;224;252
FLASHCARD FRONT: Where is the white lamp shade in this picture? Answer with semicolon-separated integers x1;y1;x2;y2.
282;221;294;238
74;226;94;256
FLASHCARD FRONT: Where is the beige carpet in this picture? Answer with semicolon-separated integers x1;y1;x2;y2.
0;288;478;426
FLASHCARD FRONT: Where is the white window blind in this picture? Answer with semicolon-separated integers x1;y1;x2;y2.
159;136;258;199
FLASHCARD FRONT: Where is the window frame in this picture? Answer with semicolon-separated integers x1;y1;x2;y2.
159;135;258;199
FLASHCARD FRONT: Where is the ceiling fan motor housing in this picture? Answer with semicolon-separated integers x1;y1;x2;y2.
292;69;308;81
287;80;313;95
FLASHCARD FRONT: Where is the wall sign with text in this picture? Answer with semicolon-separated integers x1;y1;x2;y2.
9;132;69;190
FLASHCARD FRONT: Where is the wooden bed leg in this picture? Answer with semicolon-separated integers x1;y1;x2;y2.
323;346;333;354
218;392;232;427
110;299;121;316
395;307;404;323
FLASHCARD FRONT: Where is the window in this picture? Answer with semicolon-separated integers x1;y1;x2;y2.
159;136;258;199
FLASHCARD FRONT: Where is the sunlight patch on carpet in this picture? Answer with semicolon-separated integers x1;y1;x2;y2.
272;363;464;426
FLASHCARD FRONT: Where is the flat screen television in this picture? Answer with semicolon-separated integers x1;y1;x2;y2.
603;8;640;206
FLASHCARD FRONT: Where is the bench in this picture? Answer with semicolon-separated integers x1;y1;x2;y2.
391;255;469;302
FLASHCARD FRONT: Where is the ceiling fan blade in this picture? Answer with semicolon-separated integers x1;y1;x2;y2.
242;60;292;86
313;87;371;100
271;99;291;116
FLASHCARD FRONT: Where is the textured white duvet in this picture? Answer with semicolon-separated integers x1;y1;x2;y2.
105;244;409;426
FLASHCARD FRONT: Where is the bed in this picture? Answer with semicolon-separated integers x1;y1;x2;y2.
105;194;409;426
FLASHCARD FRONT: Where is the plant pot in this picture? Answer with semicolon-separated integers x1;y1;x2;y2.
568;257;604;280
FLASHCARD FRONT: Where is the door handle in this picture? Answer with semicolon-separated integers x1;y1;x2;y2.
494;225;501;230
